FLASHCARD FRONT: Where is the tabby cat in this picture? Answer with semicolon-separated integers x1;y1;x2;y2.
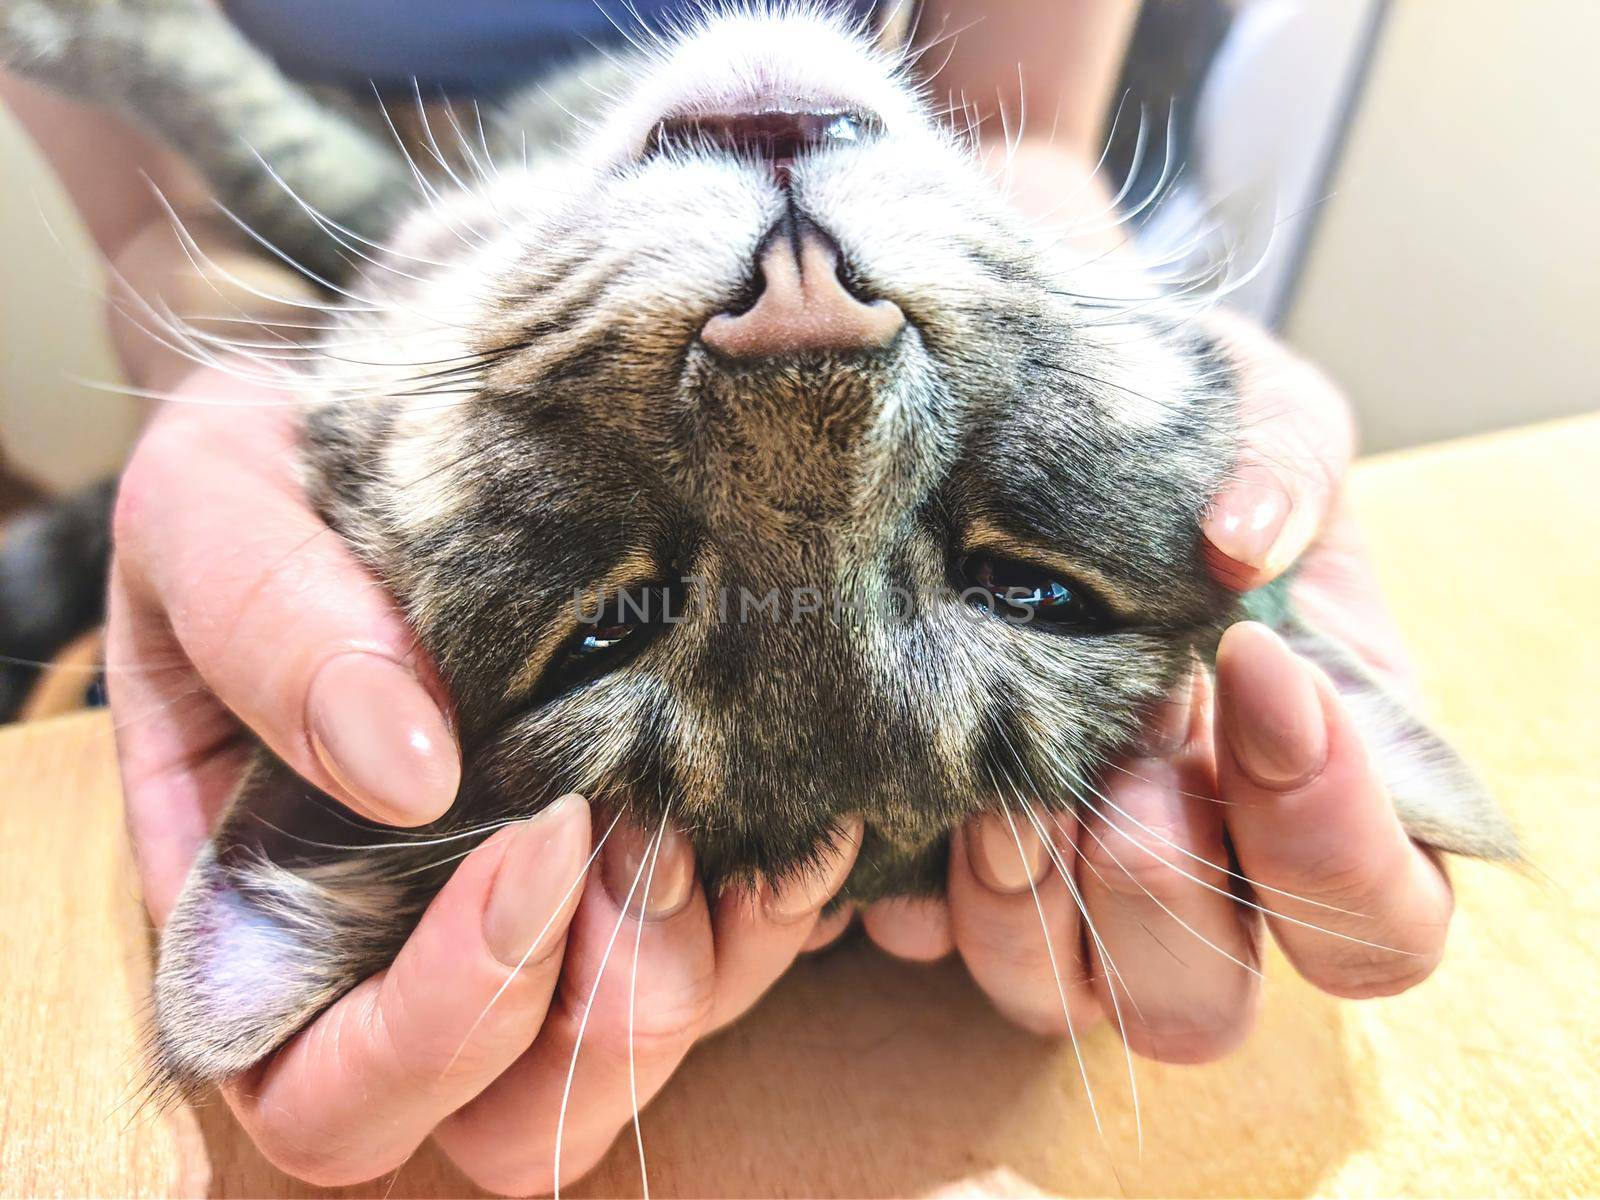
0;0;1516;1093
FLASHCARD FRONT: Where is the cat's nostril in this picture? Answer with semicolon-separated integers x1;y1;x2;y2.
702;218;904;359
647;109;879;181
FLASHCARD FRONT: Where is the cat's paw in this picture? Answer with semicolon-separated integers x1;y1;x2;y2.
1;1;76;71
1;0;197;85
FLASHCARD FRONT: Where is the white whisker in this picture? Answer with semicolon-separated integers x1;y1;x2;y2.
553;815;653;1200
627;807;672;1200
998;801;1104;1141
1017;802;1143;1153
1071;781;1408;956
445;809;624;1074
1052;808;1264;979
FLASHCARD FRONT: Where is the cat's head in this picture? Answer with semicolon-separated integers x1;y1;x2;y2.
153;8;1514;1090
303;8;1237;893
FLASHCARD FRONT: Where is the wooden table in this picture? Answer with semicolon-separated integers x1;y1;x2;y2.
3;416;1598;1198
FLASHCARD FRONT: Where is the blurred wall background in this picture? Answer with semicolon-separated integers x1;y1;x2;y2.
1;0;1597;491
0;102;137;494
1285;0;1600;451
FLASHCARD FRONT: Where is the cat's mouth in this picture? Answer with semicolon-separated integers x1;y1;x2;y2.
643;106;882;185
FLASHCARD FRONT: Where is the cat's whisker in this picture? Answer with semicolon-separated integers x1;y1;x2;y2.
95;239;310;383
104;682;237;739
1014;800;1143;1153
241;811;522;855
973;732;1144;1123
1073;775;1362;917
410;80;474;192
1073;88;1136;210
527;84;602;137
1102;758;1238;806
0;650;177;677
439;97;498;192
210;195;397;307
1050;807;1265;980
109;296;305;389
1105;101;1152;218
627;806;672;1200
1079;103;1182;235
371;86;465;223
553;812;657;1200
994;798;1106;1142
471;101;502;179
293;792;480;841
410;81;499;245
443;808;625;1076
593;1;660;62
1070;781;1412;957
996;797;1141;1018
142;178;395;318
244;145;443;279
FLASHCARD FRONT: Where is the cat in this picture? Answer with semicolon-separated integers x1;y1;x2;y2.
0;0;1517;1096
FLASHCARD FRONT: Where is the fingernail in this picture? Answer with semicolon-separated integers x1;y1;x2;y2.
307;652;460;825
602;815;695;920
1218;623;1330;790
762;817;864;924
1139;667;1196;758
1203;462;1292;577
968;809;1049;894
483;795;589;968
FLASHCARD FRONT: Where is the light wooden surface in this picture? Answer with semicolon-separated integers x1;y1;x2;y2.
2;415;1598;1199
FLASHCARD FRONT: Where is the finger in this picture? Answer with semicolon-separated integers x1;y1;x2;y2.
436;815;715;1197
224;796;591;1187
949;806;1100;1036
802;904;856;951
113;392;458;826
1077;673;1262;1064
106;562;247;923
1215;622;1454;997
707;819;862;1031
1201;312;1355;590
861;895;954;962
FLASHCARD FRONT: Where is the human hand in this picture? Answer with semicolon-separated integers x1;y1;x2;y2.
108;366;862;1192
847;315;1456;1061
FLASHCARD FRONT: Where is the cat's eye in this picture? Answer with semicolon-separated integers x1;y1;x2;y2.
957;553;1112;631
535;584;682;704
577;623;637;656
569;586;676;660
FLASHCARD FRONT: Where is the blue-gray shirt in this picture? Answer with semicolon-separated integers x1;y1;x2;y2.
223;1;880;95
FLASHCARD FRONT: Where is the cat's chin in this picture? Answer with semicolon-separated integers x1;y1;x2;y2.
583;10;925;168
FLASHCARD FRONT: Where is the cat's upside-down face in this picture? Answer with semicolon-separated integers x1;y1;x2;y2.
304;10;1237;891
152;9;1510;1090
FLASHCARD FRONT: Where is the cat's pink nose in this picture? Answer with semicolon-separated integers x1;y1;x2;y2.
703;223;904;358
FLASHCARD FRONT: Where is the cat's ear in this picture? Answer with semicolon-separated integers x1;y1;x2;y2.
1269;611;1520;862
153;845;344;1093
150;755;409;1094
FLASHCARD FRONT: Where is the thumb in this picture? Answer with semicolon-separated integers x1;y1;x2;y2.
1201;311;1355;591
114;379;459;826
